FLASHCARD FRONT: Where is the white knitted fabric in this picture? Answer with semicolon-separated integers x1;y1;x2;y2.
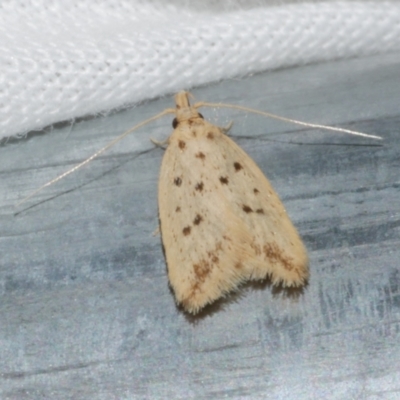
1;0;400;139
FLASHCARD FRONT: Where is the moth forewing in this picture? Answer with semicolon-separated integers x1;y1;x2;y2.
158;92;308;314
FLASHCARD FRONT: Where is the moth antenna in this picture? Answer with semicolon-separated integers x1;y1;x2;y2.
195;101;383;141
15;108;175;208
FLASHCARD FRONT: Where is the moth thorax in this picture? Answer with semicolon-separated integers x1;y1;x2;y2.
175;107;202;124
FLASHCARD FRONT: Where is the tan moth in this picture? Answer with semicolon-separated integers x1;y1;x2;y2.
159;92;309;314
18;91;382;314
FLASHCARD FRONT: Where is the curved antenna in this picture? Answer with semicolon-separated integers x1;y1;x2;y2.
16;108;175;208
195;101;382;141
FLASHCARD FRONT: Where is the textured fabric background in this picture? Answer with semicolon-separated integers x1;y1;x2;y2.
1;0;400;139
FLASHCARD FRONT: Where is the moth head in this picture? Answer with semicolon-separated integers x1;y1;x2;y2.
173;91;204;128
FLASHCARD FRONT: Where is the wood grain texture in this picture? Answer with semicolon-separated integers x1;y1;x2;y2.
1;52;400;399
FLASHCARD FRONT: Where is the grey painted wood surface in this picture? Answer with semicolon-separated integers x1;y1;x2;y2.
1;52;400;399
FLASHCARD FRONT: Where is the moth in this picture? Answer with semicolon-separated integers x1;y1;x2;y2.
159;92;308;314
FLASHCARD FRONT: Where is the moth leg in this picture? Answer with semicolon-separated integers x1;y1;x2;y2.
152;225;160;237
220;121;233;134
151;137;169;148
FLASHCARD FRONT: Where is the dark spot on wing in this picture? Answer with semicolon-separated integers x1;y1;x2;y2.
256;209;264;214
263;242;295;273
242;205;253;213
172;118;178;128
253;188;259;194
234;162;243;171
235;262;243;269
193;214;203;225
195;152;205;160
175;206;181;212
178;140;186;149
193;260;211;281
207;132;214;139
219;176;229;185
210;254;219;263
174;177;182;186
183;226;191;236
195;182;204;192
